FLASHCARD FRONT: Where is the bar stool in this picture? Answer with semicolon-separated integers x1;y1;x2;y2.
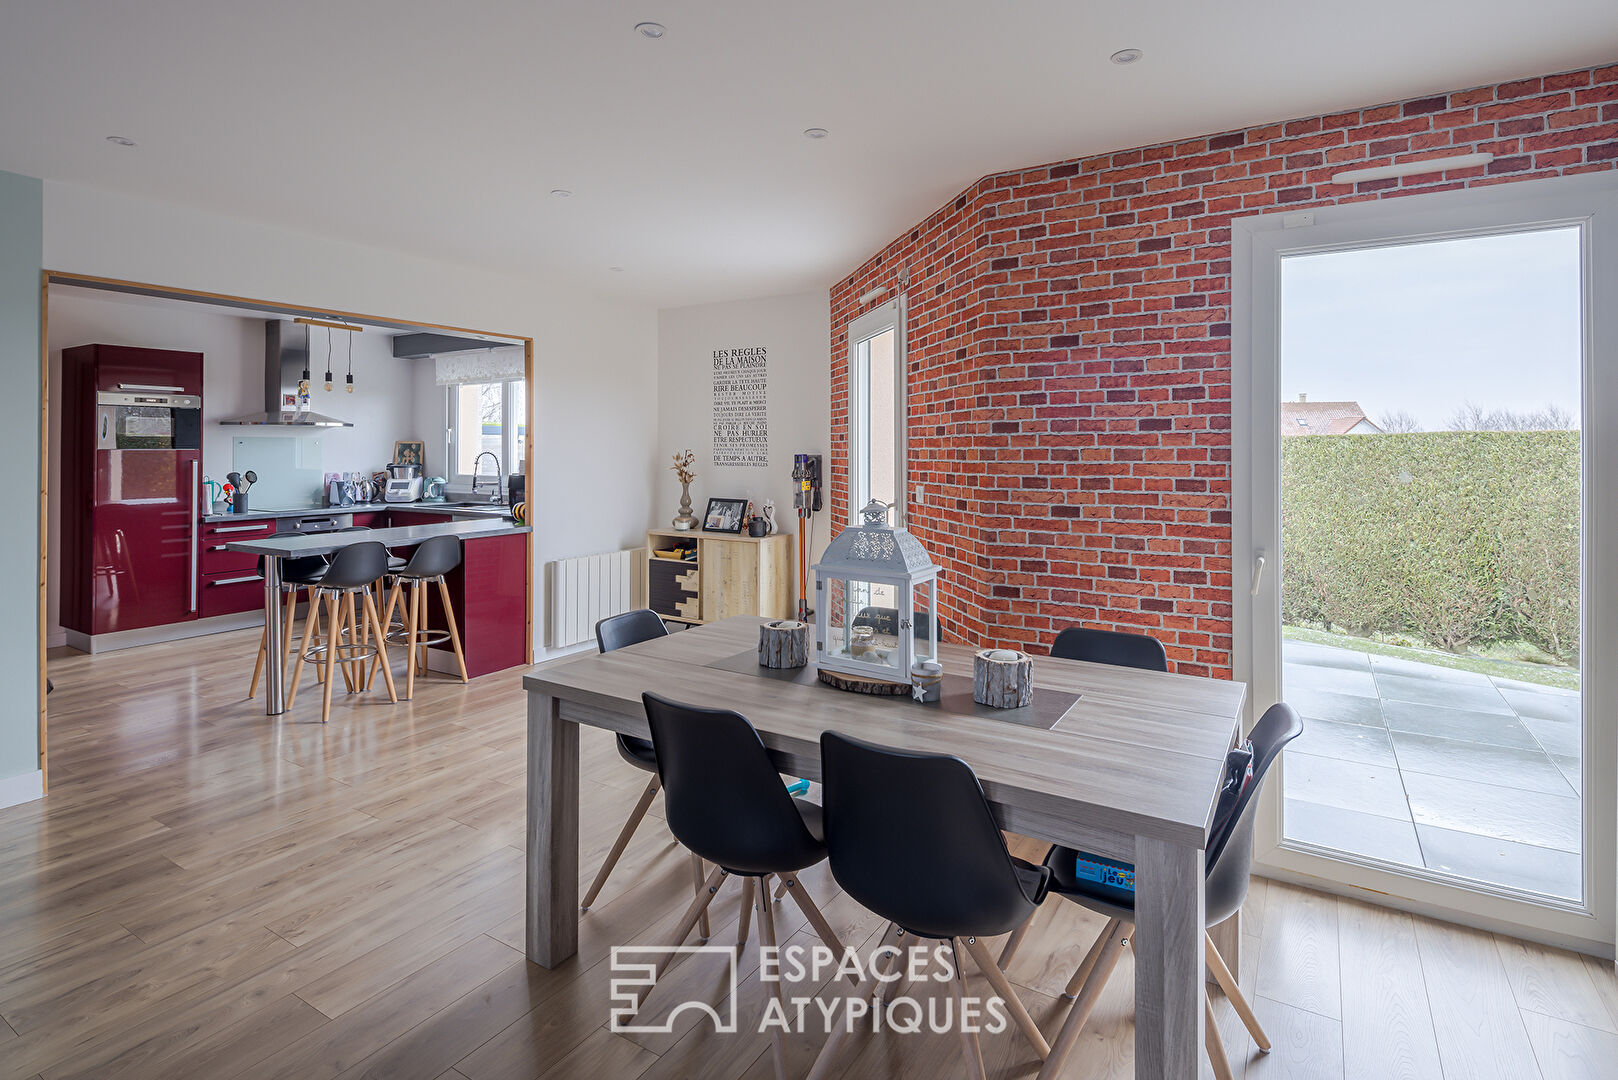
373;535;467;699
287;541;398;723
247;555;327;699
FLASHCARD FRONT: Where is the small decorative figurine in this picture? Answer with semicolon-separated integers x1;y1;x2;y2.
761;498;778;535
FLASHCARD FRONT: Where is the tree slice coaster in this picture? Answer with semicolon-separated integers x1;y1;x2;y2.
816;668;911;695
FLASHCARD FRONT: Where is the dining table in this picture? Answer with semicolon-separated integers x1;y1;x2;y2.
522;615;1248;1077
227;517;531;716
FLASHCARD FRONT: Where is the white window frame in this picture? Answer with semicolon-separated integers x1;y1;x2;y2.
445;378;524;487
1232;172;1618;955
847;298;907;526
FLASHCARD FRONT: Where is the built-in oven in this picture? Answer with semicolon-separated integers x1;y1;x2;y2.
95;390;203;451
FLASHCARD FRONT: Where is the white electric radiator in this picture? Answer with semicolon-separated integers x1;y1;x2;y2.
547;548;644;648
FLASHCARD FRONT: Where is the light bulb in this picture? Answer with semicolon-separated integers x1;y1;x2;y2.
323;370;333;392
345;373;355;394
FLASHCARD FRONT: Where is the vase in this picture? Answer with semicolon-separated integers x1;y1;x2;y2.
672;481;697;530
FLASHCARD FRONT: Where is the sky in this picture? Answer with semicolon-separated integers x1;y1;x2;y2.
1279;226;1583;431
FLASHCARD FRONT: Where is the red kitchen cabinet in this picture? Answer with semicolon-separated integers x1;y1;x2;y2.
88;344;203;396
425;531;528;677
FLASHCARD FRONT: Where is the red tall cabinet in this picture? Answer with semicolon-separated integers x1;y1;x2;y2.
61;345;205;639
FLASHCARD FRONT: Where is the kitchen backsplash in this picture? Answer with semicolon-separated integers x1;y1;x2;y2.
231;435;324;510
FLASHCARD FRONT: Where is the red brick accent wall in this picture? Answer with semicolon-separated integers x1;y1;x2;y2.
828;64;1618;677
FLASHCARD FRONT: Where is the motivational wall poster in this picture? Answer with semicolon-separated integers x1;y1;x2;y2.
712;345;768;467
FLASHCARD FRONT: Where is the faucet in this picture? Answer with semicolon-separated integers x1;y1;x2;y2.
471;452;503;503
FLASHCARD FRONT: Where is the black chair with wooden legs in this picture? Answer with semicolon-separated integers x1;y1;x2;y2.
247;555;327;699
633;692;846;1080
287;541;397;722
805;732;1053;1080
1030;703;1304;1080
374;535;467;699
576;610;707;929
1049;624;1169;671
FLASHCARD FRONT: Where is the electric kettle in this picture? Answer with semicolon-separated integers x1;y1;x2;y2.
422;476;447;503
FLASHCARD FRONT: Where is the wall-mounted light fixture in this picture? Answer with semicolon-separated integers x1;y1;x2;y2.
1331;152;1493;185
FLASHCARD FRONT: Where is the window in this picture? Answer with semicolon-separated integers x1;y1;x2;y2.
447;378;526;485
847;299;905;526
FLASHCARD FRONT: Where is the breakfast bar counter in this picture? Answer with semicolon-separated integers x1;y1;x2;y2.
228;518;532;714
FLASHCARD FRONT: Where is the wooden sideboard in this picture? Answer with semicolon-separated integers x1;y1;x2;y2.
644;528;794;625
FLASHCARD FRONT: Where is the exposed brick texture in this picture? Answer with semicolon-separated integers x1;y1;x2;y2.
828;63;1618;678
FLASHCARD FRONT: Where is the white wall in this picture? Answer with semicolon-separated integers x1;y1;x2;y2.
656;292;832;589
0;170;42;798
44;181;660;660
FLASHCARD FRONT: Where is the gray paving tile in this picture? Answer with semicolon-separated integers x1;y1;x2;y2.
1284;686;1385;728
1416;824;1584;901
1369;652;1492;685
1498;685;1581;725
1522;714;1582;760
1551;753;1583;795
1283;750;1412;821
1283;640;1371;671
1492;674;1579;696
1380;699;1539;750
1285;798;1424;866
1292;717;1397;768
1285;661;1379;698
1373;672;1513;714
1401;771;1581;853
1388;731;1574;796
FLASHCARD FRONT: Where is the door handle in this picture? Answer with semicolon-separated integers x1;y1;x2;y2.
1250;554;1266;597
208;575;265;586
118;383;186;393
189;460;199;613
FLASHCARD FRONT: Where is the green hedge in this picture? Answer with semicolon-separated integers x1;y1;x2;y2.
1281;431;1579;663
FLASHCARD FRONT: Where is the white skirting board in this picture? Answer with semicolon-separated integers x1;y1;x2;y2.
0;769;44;809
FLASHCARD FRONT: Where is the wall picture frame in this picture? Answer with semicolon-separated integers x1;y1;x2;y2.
703;497;748;533
393;440;426;469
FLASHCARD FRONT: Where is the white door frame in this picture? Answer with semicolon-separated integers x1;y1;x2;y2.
846;298;906;526
1232;172;1618;955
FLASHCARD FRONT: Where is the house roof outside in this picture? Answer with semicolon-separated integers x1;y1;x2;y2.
1281;396;1384;436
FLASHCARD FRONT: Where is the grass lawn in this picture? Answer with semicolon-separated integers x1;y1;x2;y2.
1282;625;1580;692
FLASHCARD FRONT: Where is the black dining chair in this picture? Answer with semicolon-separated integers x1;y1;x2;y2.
1049;624;1168;671
579;611;699;922
286;541;398;723
804;732;1052;1080
1032;702;1304;1080
633;693;846;1080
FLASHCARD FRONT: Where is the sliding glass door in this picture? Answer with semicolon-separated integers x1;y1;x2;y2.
1234;176;1618;950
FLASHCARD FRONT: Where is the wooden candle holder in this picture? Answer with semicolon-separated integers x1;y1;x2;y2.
973;649;1033;709
758;619;810;669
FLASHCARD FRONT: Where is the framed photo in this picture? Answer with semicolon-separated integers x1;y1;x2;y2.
703;497;748;533
393;440;426;469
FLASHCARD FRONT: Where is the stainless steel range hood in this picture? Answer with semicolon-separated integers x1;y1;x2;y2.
219;321;353;427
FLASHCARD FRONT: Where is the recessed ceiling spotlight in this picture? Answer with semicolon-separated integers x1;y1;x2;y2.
635;22;666;39
803;127;830;139
1110;48;1143;65
105;135;137;147
609;266;625;273
549;188;573;198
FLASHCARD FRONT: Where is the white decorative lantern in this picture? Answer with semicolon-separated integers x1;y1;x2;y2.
811;500;942;688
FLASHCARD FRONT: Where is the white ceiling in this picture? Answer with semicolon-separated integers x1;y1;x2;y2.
4;2;1616;309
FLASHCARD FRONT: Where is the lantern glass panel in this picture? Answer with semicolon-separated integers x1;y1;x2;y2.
834;577;905;675
913;578;938;665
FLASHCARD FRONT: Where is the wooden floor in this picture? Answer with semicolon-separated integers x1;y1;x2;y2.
4;630;1613;1080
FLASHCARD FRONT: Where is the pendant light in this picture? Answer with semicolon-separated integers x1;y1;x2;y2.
345;326;355;393
323;326;334;392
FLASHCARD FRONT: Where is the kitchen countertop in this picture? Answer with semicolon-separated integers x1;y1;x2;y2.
223;517;531;558
200;501;513;524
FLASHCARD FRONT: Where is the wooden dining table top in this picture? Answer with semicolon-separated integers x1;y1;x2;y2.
523;616;1247;853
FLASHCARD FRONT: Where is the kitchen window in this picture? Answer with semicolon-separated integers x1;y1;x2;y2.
446;378;526;486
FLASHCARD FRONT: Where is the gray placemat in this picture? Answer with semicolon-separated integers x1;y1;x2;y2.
703;649;1080;730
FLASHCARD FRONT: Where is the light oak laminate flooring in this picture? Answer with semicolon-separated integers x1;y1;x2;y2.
2;631;1611;1079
